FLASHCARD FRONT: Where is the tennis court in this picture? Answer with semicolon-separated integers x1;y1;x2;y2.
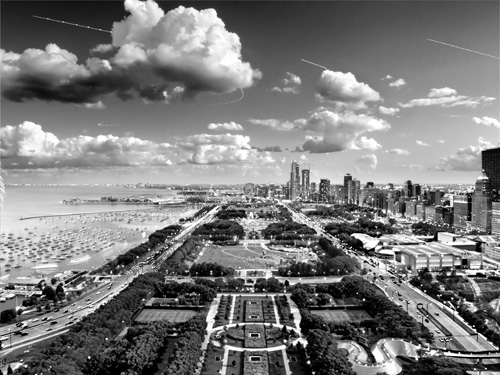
134;309;197;323
311;309;371;323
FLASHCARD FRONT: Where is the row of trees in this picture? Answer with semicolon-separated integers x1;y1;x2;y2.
189;262;235;277
262;220;316;240
324;218;396;237
154;281;217;305
191;220;245;241
277;237;360;277
159;238;199;275
215;209;247;220
15;273;164;374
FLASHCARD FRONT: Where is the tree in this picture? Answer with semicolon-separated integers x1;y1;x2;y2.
42;285;56;301
0;309;17;323
56;283;65;300
7;365;12;375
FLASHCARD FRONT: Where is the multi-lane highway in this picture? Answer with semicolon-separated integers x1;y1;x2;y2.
283;203;499;359
0;205;220;354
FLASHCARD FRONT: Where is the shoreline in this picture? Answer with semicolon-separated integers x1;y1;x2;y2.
19;207;161;221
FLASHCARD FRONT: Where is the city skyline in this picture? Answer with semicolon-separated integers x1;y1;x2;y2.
1;0;499;186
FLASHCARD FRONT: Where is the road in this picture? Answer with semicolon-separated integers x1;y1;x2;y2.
282;203;500;362
0;205;220;355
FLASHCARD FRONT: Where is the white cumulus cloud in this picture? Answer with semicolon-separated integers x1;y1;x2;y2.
384;148;409;155
315;70;381;109
271;72;302;94
400;87;495;109
416;140;430;146
1;1;261;105
300;109;389;153
356;154;378;170
388;78;406;88
472;116;500;128
207;121;244;131
1;121;174;168
247;118;299;131
437;137;494;171
379;106;400;116
175;133;274;165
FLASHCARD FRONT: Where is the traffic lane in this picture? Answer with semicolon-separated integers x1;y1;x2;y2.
393;283;492;352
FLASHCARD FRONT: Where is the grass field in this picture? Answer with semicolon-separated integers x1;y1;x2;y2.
134;309;197;323
311;309;371;323
196;244;278;269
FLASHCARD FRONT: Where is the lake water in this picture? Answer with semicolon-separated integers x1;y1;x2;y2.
0;185;192;281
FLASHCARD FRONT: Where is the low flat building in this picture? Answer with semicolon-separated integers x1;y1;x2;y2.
395;242;482;272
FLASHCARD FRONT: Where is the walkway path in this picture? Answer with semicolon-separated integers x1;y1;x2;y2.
228;295;236;324
467;276;482;299
271;295;280;325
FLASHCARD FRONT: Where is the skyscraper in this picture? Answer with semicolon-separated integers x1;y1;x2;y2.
404;180;413;198
290;161;300;200
472;171;493;233
344;173;352;203
301;169;310;199
482;147;500;193
319;179;330;202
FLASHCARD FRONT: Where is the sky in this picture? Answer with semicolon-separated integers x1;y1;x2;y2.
1;0;499;186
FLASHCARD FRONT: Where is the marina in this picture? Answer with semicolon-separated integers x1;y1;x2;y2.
1;186;199;281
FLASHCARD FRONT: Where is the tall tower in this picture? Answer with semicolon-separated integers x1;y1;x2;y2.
319;179;331;202
404;180;413;198
301;169;310;199
344;173;352;203
482;147;500;194
472;170;493;233
290;161;300;200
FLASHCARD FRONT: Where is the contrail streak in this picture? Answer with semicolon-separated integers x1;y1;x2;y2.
300;59;329;70
427;39;500;60
33;15;111;34
213;89;244;105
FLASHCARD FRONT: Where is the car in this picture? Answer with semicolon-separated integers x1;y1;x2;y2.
86;298;91;302
439;338;445;342
435;329;441;334
16;322;23;327
20;332;29;336
54;308;59;312
47;316;53;321
68;315;74;319
72;303;76;306
46;327;52;331
435;312;439;316
96;292;100;295
42;317;48;321
0;336;8;342
31;318;39;322
64;309;69;313
50;321;57;325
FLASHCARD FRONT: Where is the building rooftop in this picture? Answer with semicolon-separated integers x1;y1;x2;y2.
394;242;480;258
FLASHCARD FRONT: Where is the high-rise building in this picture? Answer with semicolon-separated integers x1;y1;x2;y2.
344;173;352;202
319;179;330;202
301;169;310;199
290;161;300;200
453;193;472;230
366;182;374;188
404;180;413;198
348;179;360;204
471;171;493;233
412;184;421;197
492;201;500;236
482;147;500;193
